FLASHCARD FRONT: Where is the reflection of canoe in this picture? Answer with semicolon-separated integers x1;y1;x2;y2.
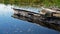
12;8;60;31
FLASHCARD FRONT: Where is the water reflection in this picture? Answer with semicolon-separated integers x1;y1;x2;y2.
0;4;60;34
12;14;60;31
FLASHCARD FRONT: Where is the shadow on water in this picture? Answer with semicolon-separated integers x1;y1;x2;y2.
12;14;60;32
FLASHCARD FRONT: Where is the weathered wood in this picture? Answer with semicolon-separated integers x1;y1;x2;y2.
13;8;60;25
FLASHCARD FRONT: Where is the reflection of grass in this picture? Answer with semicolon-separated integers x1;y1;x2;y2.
0;0;60;7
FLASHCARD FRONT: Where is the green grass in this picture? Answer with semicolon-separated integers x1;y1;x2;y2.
0;0;60;7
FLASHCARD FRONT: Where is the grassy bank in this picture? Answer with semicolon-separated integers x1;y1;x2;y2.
0;0;60;7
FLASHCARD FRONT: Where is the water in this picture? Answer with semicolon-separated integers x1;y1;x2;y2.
0;4;60;34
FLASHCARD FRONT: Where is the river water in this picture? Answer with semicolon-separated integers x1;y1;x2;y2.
0;4;60;34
